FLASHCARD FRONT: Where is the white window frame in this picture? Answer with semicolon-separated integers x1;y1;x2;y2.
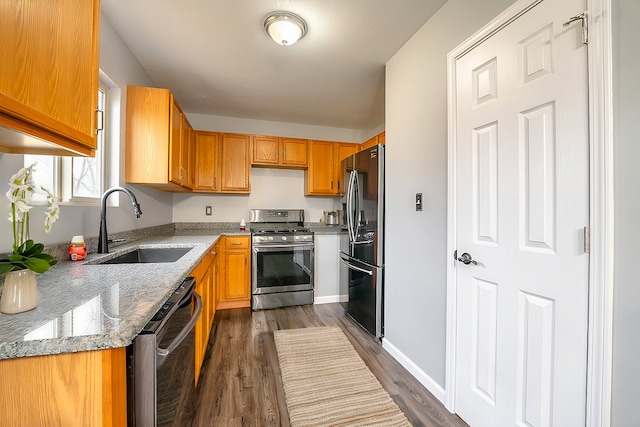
25;73;118;206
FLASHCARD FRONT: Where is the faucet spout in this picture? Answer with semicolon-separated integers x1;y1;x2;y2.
98;187;142;254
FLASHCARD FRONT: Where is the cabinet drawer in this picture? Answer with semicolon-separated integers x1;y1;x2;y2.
225;236;249;249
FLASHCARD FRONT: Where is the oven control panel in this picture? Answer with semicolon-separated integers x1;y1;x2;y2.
252;234;314;244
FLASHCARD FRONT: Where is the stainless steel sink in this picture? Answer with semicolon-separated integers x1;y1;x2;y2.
97;247;192;264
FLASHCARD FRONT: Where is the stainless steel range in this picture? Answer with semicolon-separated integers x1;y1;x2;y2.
250;209;314;310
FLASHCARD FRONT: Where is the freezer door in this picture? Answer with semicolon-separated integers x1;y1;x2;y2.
339;251;383;338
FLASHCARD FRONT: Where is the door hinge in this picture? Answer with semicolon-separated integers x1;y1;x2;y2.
584;226;590;253
563;12;588;45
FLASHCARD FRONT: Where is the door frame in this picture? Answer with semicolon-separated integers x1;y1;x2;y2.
444;0;614;426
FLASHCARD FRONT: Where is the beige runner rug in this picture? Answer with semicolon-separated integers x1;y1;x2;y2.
274;326;412;427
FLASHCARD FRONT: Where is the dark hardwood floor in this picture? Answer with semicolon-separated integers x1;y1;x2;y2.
191;303;468;427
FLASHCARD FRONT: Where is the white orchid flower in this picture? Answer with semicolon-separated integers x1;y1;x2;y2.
42;186;59;233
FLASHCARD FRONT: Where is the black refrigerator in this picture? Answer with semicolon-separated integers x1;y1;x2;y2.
339;144;384;338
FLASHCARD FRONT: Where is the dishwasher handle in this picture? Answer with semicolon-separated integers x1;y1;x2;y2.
156;291;202;364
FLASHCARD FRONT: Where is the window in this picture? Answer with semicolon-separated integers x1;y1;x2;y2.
25;80;111;205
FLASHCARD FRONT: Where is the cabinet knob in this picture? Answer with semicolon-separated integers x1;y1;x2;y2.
211;251;216;255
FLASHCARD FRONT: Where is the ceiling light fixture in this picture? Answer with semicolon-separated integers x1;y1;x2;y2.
263;11;307;46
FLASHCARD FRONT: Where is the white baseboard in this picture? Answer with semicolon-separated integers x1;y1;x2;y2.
382;338;447;405
314;294;348;304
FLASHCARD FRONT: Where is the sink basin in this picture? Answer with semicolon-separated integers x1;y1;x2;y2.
97;247;192;264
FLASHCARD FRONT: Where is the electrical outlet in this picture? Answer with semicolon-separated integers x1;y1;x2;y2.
205;206;212;216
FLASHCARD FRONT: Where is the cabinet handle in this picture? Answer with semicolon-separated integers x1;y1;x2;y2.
276;149;278;160
232;242;242;245
245;177;248;187
95;108;104;134
283;150;286;160
245;255;247;265
214;177;217;189
331;181;334;190
338;181;340;190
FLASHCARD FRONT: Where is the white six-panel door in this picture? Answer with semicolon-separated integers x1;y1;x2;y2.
452;0;589;425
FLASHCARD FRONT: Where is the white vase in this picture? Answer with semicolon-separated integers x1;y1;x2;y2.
0;270;38;314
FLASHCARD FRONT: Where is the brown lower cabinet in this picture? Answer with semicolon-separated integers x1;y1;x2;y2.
0;347;127;426
192;235;251;384
217;236;251;310
191;241;219;384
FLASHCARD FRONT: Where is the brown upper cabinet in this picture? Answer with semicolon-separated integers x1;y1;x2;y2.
305;140;335;196
335;143;359;194
0;0;101;157
193;131;251;194
220;133;251;193
252;135;307;168
360;131;385;151
305;140;360;196
125;86;193;191
194;131;221;192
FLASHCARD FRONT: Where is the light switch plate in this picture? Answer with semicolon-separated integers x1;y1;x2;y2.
416;193;423;211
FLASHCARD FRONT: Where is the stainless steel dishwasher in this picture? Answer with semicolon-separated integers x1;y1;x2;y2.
127;277;202;426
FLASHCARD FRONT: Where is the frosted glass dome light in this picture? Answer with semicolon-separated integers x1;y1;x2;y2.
264;12;307;46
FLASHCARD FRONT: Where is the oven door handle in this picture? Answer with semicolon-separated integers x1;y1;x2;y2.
156;292;202;365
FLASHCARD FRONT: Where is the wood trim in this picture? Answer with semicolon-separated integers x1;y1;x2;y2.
216;300;251;310
101;347;128;427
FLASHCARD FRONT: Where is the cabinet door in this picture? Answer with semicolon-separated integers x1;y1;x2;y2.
181;115;194;190
335;143;358;193
218;236;251;308
125;86;172;186
209;254;218;329
282;138;308;167
169;99;183;186
224;250;250;300
0;0;100;156
221;133;250;193
194;132;220;191
252;135;280;165
305;140;335;196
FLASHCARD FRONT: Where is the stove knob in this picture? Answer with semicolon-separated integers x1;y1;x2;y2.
282;236;287;241
268;236;274;241
294;236;300;240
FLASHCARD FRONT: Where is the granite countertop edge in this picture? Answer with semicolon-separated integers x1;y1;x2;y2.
0;228;249;361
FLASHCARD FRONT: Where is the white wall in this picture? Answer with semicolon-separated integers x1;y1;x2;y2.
0;13;172;253
611;0;640;425
384;0;516;390
173;168;339;224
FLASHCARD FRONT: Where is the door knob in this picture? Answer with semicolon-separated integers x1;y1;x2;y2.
457;252;478;265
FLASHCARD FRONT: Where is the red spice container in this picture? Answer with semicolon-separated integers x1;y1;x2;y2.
68;235;87;261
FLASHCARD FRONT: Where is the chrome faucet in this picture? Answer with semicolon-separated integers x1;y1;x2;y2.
98;187;142;254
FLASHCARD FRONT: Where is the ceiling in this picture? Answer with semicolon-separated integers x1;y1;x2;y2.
101;0;447;131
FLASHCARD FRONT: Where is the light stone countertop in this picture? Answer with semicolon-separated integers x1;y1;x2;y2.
0;222;339;361
0;233;236;360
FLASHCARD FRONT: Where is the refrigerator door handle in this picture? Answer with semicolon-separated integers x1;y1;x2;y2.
351;239;374;245
340;256;373;276
340;251;380;271
346;170;357;243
